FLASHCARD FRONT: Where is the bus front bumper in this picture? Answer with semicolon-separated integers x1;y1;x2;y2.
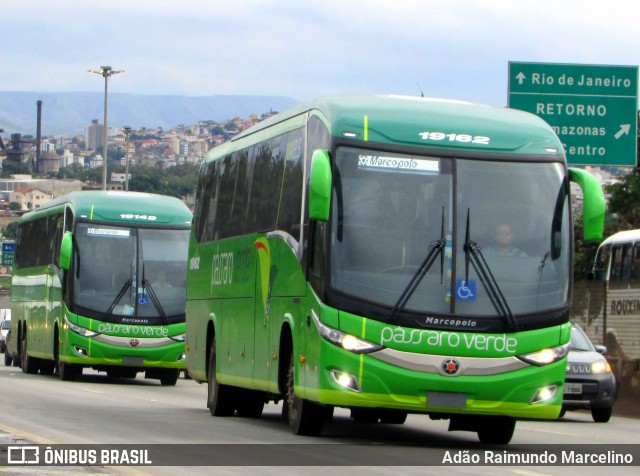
297;340;564;420
60;329;186;369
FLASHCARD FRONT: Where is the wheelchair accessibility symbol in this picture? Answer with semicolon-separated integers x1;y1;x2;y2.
456;279;476;301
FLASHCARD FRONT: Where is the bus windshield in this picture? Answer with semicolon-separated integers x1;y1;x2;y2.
73;222;189;323
330;146;571;320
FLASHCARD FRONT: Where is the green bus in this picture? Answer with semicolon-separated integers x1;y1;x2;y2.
11;191;192;385
185;95;605;443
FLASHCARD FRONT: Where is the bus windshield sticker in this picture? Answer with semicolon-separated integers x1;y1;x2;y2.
87;227;131;238
358;154;439;174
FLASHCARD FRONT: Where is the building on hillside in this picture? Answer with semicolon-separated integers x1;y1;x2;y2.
9;188;53;211
0;176;81;195
111;172;130;186
61;149;75;167
86;119;104;151
38;152;61;175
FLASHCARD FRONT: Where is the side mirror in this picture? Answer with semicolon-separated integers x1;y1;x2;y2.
594;345;607;355
309;149;332;222
59;231;73;271
568;167;605;242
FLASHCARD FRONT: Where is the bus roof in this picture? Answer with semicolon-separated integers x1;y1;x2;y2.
600;229;640;247
211;95;564;160
20;191;192;227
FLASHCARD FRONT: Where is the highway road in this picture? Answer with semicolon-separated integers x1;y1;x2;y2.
0;364;639;475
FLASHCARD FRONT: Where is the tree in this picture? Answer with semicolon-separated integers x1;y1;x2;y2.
572;213;618;280
573;163;640;280
1;161;31;178
2;221;18;239
605;168;640;228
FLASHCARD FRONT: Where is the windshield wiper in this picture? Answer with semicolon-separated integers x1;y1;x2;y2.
143;279;169;325
390;207;446;321
104;279;131;321
463;209;518;330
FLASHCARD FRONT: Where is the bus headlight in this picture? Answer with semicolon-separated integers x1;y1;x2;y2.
518;343;569;366
169;334;186;343
311;311;383;354
64;316;100;338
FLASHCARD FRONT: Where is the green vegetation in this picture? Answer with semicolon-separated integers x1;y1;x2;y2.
55;162;200;199
574;165;640;280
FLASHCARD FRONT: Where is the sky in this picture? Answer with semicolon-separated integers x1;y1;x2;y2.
2;0;639;107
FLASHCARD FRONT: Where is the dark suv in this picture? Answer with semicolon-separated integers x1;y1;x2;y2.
562;323;617;422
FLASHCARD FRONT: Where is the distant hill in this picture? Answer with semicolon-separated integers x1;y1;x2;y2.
0;92;300;137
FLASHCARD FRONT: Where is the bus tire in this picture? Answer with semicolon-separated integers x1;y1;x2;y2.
20;334;38;375
285;354;324;436
57;361;80;381
477;417;515;444
40;361;56;376
159;369;180;386
351;408;380;423
379;409;408;425
236;394;265;418
207;341;235;416
4;351;12;366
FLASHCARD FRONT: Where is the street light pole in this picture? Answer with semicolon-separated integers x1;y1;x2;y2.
88;66;124;190
123;126;132;191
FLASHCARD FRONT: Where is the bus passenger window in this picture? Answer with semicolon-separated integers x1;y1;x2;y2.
610;245;623;281
621;243;633;280
593;244;610;281
632;243;640;280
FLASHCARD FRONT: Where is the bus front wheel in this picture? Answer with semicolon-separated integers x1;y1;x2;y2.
477;417;516;444
57;361;81;381
207;340;236;416
285;354;324;436
159;369;180;386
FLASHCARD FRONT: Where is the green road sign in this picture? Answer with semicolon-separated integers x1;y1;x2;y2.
508;62;638;166
1;253;13;266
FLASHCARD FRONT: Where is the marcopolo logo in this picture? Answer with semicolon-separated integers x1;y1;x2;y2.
425;317;478;328
441;358;461;376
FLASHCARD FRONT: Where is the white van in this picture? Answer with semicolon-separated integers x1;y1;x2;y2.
0;309;11;353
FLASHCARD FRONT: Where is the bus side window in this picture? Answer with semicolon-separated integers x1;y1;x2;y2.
632;243;640;280
592;243;610;281
621;243;633;280
610;244;623;281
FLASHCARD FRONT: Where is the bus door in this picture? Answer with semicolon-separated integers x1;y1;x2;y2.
44;265;60;359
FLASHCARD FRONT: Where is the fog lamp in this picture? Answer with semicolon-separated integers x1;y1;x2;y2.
73;345;88;357
330;370;361;393
530;385;557;404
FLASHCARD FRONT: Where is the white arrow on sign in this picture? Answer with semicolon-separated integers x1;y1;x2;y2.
516;72;526;85
614;124;631;139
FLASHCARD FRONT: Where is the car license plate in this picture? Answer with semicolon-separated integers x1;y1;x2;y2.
564;383;582;395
